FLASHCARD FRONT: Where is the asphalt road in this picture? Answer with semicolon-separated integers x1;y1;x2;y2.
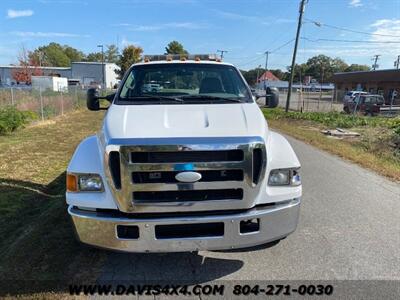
96;135;400;296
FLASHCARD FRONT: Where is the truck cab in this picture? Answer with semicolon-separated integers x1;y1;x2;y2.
66;55;302;252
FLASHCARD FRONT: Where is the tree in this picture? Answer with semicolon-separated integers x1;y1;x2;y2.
86;45;119;63
303;55;349;82
29;43;80;67
269;69;286;81
240;67;264;86
116;45;143;78
63;46;85;62
12;46;43;84
86;52;103;62
105;44;119;63
165;41;188;55
286;63;308;82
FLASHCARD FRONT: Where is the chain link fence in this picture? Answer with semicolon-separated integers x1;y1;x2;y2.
277;90;341;112
0;87;88;120
256;88;342;112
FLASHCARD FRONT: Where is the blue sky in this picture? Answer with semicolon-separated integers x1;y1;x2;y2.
1;0;400;70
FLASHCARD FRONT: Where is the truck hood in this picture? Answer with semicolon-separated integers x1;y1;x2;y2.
103;103;268;140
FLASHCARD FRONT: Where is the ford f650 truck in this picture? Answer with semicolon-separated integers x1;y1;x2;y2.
66;54;302;252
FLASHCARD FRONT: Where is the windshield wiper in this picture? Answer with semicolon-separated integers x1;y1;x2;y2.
179;95;243;103
124;95;184;103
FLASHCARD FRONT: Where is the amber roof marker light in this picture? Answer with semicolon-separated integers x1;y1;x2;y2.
141;54;219;62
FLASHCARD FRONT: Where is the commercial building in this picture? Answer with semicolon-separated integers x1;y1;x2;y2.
256;71;334;91
0;61;120;89
332;69;400;104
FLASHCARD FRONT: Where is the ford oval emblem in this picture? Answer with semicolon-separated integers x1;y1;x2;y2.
175;171;202;183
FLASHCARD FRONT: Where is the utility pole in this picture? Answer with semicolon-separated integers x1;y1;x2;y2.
285;0;307;112
97;44;105;89
372;54;380;70
217;50;228;60
394;55;400;69
256;64;262;85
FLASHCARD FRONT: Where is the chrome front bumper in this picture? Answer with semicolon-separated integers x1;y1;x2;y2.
68;198;300;253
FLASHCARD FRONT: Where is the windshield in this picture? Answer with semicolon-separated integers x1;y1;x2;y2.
118;63;251;104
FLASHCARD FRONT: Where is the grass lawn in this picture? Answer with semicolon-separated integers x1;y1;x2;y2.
263;109;400;181
0;106;398;297
0;110;107;297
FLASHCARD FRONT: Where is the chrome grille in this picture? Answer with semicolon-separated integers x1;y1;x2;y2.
105;137;266;213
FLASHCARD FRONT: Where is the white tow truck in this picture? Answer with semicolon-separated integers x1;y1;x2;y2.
66;54;302;252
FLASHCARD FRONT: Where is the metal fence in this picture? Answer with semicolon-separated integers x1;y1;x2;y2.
0;87;88;120
256;89;342;112
278;90;341;112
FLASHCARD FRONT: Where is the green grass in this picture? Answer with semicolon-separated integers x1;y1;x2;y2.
0;106;398;297
0;110;107;297
263;108;400;129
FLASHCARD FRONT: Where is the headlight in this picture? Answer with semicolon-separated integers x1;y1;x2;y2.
268;168;301;186
67;173;104;192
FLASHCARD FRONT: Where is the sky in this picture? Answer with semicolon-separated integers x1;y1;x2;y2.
1;0;400;70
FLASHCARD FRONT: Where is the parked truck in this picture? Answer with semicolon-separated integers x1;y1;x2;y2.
66;55;302;252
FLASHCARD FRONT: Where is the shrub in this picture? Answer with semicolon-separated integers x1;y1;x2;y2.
263;108;400;129
0;106;38;135
42;105;56;119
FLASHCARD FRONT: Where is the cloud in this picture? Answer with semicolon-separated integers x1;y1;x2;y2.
214;9;294;25
165;22;207;29
38;0;89;4
115;22;208;31
214;10;261;22
275;18;295;24
10;31;90;38
368;19;400;55
349;0;363;8
121;37;141;47
6;9;34;19
128;25;162;32
298;18;400;68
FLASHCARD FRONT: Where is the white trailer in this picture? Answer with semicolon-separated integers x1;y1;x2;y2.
31;76;68;92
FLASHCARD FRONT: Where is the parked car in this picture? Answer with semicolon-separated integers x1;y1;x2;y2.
66;54;301;253
142;83;162;92
344;94;384;115
343;91;368;104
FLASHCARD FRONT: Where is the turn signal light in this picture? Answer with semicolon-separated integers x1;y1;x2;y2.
66;174;78;192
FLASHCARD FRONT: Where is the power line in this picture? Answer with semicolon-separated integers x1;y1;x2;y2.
301;37;400;44
270;39;295;53
235;38;295;67
235;54;265;67
304;18;400;38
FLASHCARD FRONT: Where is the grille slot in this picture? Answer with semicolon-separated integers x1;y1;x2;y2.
132;169;243;184
109;151;121;189
131;150;243;163
109;137;266;213
155;223;224;239
252;148;263;185
133;189;243;203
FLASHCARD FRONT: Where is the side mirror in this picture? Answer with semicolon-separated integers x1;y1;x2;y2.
86;88;115;111
265;87;279;108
